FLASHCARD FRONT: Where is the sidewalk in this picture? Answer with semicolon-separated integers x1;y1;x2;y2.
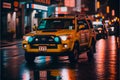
0;39;22;47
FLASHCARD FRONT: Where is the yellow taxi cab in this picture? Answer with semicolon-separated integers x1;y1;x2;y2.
22;15;96;63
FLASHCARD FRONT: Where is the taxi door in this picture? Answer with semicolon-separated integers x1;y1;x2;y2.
77;20;90;46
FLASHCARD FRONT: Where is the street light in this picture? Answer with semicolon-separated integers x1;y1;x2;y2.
112;9;115;16
106;6;110;14
96;1;100;9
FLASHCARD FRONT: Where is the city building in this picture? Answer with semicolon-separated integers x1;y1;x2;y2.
1;0;98;40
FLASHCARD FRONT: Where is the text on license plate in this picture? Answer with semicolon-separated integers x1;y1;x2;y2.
39;46;47;51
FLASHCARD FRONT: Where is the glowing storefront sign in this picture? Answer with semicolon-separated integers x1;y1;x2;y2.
55;7;68;14
31;4;48;10
13;1;19;7
64;0;75;7
3;2;11;9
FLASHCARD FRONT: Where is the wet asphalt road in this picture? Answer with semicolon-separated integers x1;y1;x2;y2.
0;36;119;80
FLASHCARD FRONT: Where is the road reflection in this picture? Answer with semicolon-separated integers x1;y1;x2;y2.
107;36;117;50
95;36;118;80
95;39;105;80
20;59;78;80
1;36;119;80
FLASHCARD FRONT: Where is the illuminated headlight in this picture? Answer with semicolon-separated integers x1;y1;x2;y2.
23;44;27;48
23;36;33;42
111;27;114;31
54;36;60;43
99;30;102;33
59;35;68;41
60;35;72;41
98;28;102;30
63;44;68;48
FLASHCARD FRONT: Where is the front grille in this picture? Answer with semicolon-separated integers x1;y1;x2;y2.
30;44;57;49
28;35;61;44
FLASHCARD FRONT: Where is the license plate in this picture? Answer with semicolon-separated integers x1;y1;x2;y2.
39;46;47;52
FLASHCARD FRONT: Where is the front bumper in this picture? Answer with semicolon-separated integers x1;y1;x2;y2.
22;43;72;56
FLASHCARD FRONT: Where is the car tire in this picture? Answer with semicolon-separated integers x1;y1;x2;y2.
25;52;35;63
69;43;79;63
87;49;94;62
87;39;96;61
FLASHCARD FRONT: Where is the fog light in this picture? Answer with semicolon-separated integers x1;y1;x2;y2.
63;44;68;48
99;30;102;33
23;44;27;48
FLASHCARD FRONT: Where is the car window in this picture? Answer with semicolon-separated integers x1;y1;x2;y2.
77;20;89;30
87;20;93;28
38;19;75;30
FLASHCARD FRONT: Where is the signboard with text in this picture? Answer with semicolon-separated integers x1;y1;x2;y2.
64;0;75;7
3;2;11;9
55;7;68;14
26;4;48;11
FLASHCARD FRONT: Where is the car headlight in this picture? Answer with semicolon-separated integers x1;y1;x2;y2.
60;34;72;41
60;35;68;41
111;27;114;31
54;36;60;43
98;28;102;30
23;36;33;42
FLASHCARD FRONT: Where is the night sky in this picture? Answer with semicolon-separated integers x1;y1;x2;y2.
108;0;119;17
99;0;119;17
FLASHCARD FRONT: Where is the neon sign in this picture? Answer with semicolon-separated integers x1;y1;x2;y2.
64;0;75;7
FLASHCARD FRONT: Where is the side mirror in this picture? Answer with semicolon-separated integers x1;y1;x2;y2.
79;25;85;29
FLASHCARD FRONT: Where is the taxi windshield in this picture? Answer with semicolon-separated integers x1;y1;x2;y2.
37;19;75;30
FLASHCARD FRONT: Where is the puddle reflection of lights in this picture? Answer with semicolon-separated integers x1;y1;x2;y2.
34;56;51;64
34;56;46;63
96;39;106;50
61;68;76;80
96;40;106;79
108;36;117;50
3;50;7;66
61;69;69;80
22;69;30;80
109;51;116;61
108;51;116;79
95;37;117;79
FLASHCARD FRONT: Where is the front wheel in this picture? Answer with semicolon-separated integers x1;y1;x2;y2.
25;52;35;63
87;40;96;61
87;49;94;62
69;43;79;63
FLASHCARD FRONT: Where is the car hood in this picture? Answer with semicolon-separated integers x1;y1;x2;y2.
25;29;75;36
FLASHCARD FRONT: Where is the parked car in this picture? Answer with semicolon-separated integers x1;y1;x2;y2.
22;15;96;63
